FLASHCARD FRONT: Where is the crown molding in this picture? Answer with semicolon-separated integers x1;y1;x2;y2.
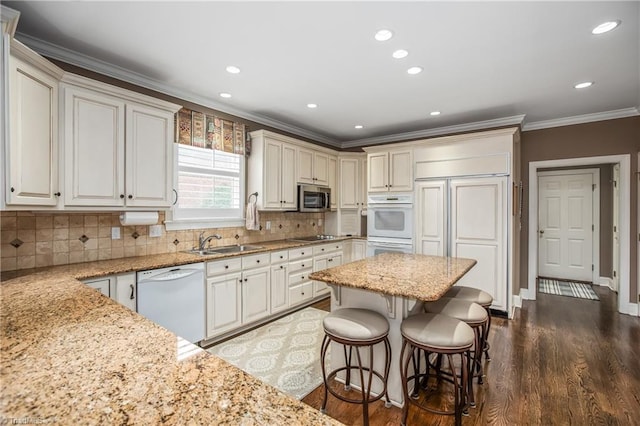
15;32;341;148
522;107;640;131
1;6;20;37
341;115;526;149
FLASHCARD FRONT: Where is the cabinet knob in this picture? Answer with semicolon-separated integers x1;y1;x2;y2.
256;260;260;263
301;264;305;267
321;248;325;251
328;258;333;262
301;291;305;295
225;265;229;269
279;255;283;259
128;195;133;199
54;192;61;197
301;276;305;279
10;187;14;192
120;194;125;199
280;265;283;269
244;278;248;282
301;252;305;255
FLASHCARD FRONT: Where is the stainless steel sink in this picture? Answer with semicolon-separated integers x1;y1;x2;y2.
184;245;264;256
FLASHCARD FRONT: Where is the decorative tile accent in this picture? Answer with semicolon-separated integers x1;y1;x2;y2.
10;238;23;248
173;239;180;246
79;235;89;244
297;224;300;228
235;234;240;239
131;232;139;240
279;224;283;229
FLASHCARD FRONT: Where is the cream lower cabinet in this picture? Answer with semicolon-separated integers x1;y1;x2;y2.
84;278;111;297
270;250;289;314
241;253;271;324
352;240;367;260
82;272;136;311
206;257;243;339
5;40;64;207
61;75;179;208
288;247;314;307
312;242;343;296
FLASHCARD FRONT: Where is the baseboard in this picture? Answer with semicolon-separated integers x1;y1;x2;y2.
597;276;614;290
619;302;639;316
520;287;535;300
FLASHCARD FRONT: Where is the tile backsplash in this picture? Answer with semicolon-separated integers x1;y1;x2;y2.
0;211;324;271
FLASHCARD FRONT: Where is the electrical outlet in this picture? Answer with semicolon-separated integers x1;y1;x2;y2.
149;224;162;238
111;227;121;240
266;221;271;230
318;218;323;226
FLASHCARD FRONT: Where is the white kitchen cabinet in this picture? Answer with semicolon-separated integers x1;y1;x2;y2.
297;146;329;186
271;262;289;314
288;247;313;307
114;273;136;311
84;277;111;297
312;242;343;297
352;240;367;260
5;40;64;207
206;272;242;338
328;155;337;209
242;265;271;324
339;155;367;209
61;74;180;208
247;132;297;210
367;149;413;193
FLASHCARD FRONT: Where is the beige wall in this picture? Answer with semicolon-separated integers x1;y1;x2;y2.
0;211;324;272
520;116;639;303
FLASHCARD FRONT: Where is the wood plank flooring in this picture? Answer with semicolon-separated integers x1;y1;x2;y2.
304;287;640;425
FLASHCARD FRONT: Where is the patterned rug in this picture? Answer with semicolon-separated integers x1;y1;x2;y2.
207;307;329;400
538;278;599;300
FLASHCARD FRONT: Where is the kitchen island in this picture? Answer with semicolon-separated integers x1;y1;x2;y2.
309;253;477;407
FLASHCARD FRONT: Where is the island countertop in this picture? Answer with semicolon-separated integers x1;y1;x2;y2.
309;253;477;301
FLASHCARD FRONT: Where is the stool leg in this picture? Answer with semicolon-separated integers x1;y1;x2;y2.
320;335;330;414
484;307;492;361
447;354;462;426
383;337;392;408
399;339;412;426
354;346;370;426
411;347;420;399
344;345;353;391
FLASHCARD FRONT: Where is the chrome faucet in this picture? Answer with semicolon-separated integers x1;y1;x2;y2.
198;232;222;251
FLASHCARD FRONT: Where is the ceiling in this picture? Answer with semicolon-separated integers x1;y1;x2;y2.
4;1;640;148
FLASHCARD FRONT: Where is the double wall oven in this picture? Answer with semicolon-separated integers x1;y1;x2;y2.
367;193;414;256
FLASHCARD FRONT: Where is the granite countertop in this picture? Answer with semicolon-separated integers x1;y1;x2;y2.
0;238;347;424
309;253;477;301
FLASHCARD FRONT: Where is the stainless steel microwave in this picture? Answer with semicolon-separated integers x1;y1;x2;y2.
298;185;331;212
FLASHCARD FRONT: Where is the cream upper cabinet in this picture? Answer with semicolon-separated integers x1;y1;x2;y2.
339;155;366;209
61;75;180;208
5;40;64;207
367;149;413;192
297;146;329;186
247;132;297;211
328;155;337;209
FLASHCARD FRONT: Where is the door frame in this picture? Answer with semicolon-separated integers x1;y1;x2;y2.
537;168;600;283
527;154;635;316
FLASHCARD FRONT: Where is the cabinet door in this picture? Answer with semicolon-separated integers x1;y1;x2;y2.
115;273;136;311
85;278;111;297
313;254;330;296
206;273;242;338
314;151;329;185
64;86;125;206
297;147;314;184
389;150;413;191
328;156;337;209
415;181;447;256
367;152;388;192
339;158;359;209
242;266;271;324
271;263;289;314
281;143;297;209
125;103;174;207
353;240;367;260
263;139;283;209
360;158;367;207
7;56;59;206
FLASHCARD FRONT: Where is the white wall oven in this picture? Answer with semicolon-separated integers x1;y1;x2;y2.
367;193;414;256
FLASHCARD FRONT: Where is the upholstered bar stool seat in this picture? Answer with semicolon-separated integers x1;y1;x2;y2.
400;313;474;426
320;308;392;426
444;286;494;361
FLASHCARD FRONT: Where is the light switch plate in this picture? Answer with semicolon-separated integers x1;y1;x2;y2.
149;224;162;238
266;221;271;230
111;227;121;240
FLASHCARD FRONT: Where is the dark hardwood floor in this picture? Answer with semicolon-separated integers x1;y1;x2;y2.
304;287;640;425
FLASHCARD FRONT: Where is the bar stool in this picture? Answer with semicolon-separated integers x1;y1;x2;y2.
444;286;494;360
400;313;474;426
424;298;489;406
320;308;391;426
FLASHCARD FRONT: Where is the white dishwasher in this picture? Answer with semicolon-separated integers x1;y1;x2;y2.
137;263;205;344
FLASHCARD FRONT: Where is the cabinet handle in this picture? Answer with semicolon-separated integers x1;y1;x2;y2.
54;192;61;197
129;284;135;300
173;189;179;206
120;194;125;199
128;195;133;199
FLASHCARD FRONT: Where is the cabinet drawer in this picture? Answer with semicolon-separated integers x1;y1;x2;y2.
207;258;242;276
312;242;343;255
289;247;312;260
271;250;289;264
242;253;270;269
289;282;313;306
288;270;312;286
289;258;312;273
314;281;330;296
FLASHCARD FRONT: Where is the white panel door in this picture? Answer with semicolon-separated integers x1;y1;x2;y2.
340;158;359;208
328;156;337;209
389;150;413;192
270;264;289;314
314;151;329;185
450;177;507;311
263;140;282;209
368;152;388;192
612;164;620;292
242;266;271;324
206;273;242;338
125;103;173;207
297;147;314;184
415;181;446;256
538;172;593;281
281;143;297;209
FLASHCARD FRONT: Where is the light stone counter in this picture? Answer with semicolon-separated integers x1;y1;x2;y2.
0;239;346;425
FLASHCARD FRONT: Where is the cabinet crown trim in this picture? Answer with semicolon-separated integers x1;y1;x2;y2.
249;129;339;156
10;39;65;79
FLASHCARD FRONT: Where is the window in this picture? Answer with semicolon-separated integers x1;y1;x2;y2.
167;144;245;229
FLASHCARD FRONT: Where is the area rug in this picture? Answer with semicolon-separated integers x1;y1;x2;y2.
207;307;329;400
538;278;599;300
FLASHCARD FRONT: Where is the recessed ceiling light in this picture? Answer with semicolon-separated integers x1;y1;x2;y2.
407;66;423;75
430;111;441;116
374;29;393;41
574;81;593;89
307;103;318;109
219;92;232;98
226;65;241;74
355;125;364;129
592;20;621;35
392;49;408;59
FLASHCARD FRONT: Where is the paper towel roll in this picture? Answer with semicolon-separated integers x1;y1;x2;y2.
119;212;159;226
